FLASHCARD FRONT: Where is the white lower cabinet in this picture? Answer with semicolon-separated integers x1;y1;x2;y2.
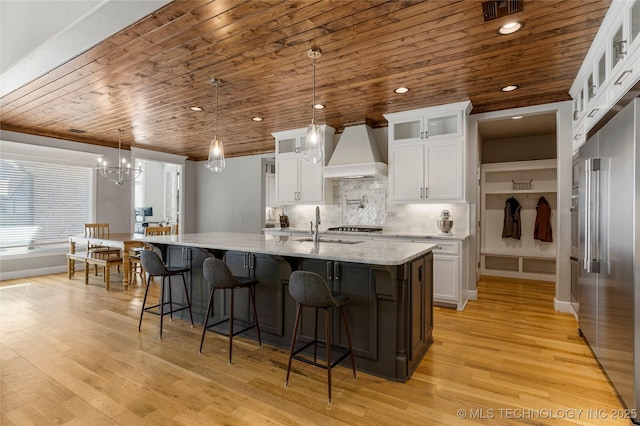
433;253;459;305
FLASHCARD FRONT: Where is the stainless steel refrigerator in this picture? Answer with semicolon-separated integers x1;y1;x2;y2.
578;97;639;423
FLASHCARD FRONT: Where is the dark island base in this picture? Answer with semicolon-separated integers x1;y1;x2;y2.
160;245;433;382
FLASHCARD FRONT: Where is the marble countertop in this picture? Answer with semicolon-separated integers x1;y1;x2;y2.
262;227;469;241
143;232;435;266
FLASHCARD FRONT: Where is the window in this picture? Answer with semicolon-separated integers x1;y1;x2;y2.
0;156;94;254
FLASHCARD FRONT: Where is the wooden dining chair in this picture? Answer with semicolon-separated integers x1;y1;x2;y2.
128;245;149;287
144;226;171;236
84;223;121;275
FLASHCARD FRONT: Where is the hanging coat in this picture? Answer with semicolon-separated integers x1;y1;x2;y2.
502;196;521;239
534;196;553;242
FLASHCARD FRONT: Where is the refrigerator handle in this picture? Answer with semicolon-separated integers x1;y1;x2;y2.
592;159;601;273
584;159;591;272
584;158;601;274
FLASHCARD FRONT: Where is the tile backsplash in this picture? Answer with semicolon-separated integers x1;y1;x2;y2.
283;177;469;235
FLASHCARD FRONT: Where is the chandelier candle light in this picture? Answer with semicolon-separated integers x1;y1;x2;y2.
206;77;226;172
303;48;324;164
96;129;142;185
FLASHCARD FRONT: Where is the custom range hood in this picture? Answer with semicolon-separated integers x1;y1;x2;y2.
323;123;387;179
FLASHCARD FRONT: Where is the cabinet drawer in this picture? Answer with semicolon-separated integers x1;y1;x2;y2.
423;240;460;255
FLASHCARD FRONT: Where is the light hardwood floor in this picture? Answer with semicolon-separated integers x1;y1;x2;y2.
0;273;627;425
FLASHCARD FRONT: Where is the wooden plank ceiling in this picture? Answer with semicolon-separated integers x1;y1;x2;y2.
0;0;610;160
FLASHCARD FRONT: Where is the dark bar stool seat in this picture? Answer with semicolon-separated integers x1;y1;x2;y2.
285;270;357;404
138;249;193;338
199;257;262;364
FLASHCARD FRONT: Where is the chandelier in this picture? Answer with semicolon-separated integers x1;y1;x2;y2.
96;129;142;185
206;77;226;172
303;48;324;164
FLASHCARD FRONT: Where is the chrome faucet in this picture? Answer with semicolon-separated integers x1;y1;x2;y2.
310;206;321;243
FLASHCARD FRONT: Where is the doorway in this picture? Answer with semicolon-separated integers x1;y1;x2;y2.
468;101;574;312
134;159;182;234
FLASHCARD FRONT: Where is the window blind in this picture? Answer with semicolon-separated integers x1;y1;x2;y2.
0;158;93;252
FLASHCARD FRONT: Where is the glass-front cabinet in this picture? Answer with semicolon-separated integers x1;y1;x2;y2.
571;0;640;151
276;136;305;156
389;110;462;145
385;101;471;203
272;125;335;205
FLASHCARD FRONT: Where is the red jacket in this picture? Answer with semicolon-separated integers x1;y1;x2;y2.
534;196;553;242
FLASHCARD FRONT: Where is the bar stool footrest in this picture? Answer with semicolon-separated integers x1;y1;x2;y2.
203;318;258;338
292;339;352;370
143;302;191;316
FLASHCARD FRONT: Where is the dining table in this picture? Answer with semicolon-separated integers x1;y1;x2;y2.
68;233;145;290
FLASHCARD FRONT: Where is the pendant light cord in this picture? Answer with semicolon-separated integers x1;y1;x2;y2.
311;55;316;124
215;82;219;138
118;129;123;165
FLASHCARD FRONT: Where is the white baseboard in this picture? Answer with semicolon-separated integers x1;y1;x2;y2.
0;265;68;281
554;298;575;315
468;290;478;301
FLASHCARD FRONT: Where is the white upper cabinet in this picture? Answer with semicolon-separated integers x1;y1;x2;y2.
571;0;640;151
385;101;471;203
272;125;335;205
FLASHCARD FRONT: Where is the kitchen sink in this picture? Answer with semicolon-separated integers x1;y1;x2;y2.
295;238;364;244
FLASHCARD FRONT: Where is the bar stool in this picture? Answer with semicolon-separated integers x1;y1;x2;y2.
138;249;193;338
285;270;357;404
199;257;262;364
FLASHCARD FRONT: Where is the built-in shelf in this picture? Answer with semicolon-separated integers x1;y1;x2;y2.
480;159;557;282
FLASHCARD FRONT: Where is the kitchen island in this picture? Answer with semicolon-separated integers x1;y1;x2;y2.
143;232;435;381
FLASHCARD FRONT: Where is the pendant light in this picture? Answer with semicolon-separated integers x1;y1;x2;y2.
206;77;226;172
97;129;142;185
303;48;324;164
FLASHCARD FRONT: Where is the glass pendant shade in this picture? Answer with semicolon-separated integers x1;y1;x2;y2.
206;136;225;172
303;48;324;164
206;77;225;172
304;122;324;164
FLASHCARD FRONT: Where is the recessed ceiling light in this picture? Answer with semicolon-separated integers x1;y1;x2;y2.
501;85;519;92
190;106;203;111
512;115;523;120
314;104;325;109
394;87;410;94
252;116;263;122
498;21;523;35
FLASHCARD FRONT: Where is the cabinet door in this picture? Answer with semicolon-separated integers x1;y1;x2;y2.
425;112;461;139
189;248;217;319
332;261;377;359
275;157;299;204
433;254;459;304
390;145;424;201
276;137;300;156
298;159;324;202
252;253;285;336
425;141;463;201
389;115;424;145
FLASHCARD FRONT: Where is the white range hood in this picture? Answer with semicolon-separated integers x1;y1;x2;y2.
323;124;387;179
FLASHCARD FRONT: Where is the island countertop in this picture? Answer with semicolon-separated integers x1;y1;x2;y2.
143;232;435;266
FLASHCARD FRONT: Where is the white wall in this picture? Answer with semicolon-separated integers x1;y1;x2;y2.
195;153;271;234
142;160;164;222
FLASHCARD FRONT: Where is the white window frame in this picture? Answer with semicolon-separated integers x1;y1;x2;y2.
0;140;98;258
